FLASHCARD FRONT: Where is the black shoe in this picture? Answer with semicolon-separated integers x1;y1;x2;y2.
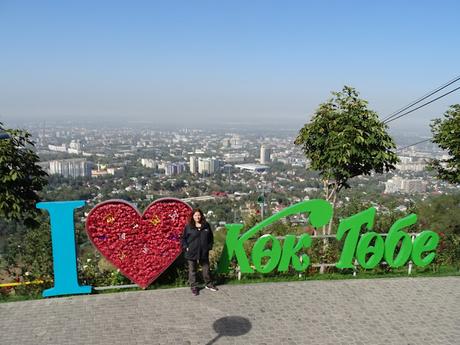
191;287;199;296
205;284;218;292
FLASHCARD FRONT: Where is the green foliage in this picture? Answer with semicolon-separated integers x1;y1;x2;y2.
429;104;460;184
294;86;399;195
415;193;460;235
0;123;48;227
406;194;460;268
435;233;460;268
3;221;53;281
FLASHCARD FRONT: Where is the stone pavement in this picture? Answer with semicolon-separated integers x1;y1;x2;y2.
1;276;459;345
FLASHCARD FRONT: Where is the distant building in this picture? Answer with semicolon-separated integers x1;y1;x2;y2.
230;135;242;149
107;167;124;176
384;176;427;194
91;169;109;177
223;152;248;163
235;163;269;173
140;158;157;169
68;140;82;154
401;179;427;193
198;158;219;175
48;144;67;152
384;176;403;194
260;145;271;164
396;156;428;172
221;138;230;148
165;162;187;176
396;162;427;172
92;166;124;177
49;158;92;178
189;156;198;174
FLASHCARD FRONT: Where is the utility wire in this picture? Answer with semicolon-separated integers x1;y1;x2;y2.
383;85;460;124
382;75;460;123
396;138;432;152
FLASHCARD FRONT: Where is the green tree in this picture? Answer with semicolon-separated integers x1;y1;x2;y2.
294;86;399;234
3;222;53;282
0;123;48;226
429;104;460;184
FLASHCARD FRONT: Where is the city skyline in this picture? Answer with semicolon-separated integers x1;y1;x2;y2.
1;1;460;136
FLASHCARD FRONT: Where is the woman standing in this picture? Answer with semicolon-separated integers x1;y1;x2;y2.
181;208;218;295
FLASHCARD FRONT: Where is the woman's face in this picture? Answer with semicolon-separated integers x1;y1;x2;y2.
193;211;202;223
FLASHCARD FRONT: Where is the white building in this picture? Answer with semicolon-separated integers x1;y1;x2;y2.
189;156;198;174
235;163;269;173
48;144;67;152
49;158;92;178
140;158;157;169
69;140;82;152
230;135;242;149
384;176;403;194
223;152;248;163
198;158;219;175
396;156;428;172
260;145;271;164
165;162;187;176
384;176;427;194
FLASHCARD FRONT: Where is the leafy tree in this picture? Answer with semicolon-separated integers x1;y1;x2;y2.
429;104;460;184
3;222;53;282
415;193;460;235
294;86;399;234
0;123;48;227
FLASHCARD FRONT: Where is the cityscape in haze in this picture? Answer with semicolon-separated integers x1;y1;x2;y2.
14;121;455;230
2;0;460;226
1;1;460;136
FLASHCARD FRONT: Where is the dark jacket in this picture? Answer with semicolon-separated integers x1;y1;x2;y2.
181;222;213;260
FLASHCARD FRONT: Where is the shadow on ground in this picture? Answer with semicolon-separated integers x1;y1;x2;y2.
205;316;252;345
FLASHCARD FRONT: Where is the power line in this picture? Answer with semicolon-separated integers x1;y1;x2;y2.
382;75;460;123
396;138;432;152
384;85;460;124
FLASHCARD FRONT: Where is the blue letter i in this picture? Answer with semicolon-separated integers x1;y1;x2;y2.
36;200;92;297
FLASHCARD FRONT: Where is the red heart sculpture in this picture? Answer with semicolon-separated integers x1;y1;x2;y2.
85;198;192;288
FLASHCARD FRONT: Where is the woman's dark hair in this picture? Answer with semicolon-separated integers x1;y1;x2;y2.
188;208;207;227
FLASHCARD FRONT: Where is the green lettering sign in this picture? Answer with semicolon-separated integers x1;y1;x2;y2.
384;214;415;267
217;200;441;274
412;231;439;267
278;234;311;272
252;234;282;273
217;199;333;273
336;208;376;269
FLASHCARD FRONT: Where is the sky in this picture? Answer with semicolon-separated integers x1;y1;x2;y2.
1;0;459;135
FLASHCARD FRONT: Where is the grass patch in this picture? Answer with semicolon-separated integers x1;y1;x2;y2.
1;265;459;303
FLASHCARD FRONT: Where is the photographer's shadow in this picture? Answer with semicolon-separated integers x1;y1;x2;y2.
205;316;252;345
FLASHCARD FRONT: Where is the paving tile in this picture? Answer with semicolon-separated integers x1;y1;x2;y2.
0;277;459;345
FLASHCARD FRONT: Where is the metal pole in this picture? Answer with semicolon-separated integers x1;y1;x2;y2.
408;234;415;275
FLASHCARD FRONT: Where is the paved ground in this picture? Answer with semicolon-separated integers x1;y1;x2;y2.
1;276;459;345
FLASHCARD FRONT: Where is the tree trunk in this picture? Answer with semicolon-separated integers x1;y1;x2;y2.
327;190;338;235
320;180;338;274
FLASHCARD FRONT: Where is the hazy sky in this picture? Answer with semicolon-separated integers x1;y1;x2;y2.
1;0;459;134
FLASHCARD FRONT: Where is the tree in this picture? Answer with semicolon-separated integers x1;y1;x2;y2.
294;86;399;234
3;222;53;282
0;123;48;226
429;104;460;184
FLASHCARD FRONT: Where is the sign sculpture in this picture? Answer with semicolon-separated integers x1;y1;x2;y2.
36;198;440;298
86;199;191;288
36;198;191;297
217;200;439;273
